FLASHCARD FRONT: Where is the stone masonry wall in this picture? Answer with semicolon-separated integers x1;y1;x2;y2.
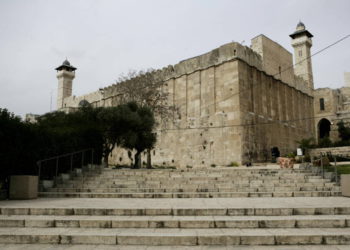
63;39;314;168
238;60;314;163
309;146;350;159
313;88;339;141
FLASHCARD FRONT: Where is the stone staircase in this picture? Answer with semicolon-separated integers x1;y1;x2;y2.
0;166;349;248
39;166;341;198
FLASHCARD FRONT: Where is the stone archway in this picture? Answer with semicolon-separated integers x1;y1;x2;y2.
318;118;331;139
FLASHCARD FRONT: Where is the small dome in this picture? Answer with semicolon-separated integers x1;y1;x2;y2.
62;59;71;66
55;58;77;71
296;21;305;31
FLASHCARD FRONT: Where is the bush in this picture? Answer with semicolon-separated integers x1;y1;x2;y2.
228;161;239;167
304;155;311;163
318;137;333;148
333;140;350;147
285;152;296;158
210;164;216;168
337;120;350;141
313;156;330;167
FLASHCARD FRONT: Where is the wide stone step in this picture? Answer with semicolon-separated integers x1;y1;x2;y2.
56;181;337;187
0;215;349;229
57;181;333;189
3;205;349;216
66;180;327;186
62;180;330;187
0;227;350;245
47;186;341;193
73;174;322;180
85;168;312;172
39;191;341;198
0;244;348;250
80;174;317;180
77;173;318;178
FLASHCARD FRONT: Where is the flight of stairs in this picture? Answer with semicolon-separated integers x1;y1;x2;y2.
0;165;349;248
39;166;341;198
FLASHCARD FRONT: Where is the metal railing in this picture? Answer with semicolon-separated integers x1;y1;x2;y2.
37;148;94;185
316;152;348;184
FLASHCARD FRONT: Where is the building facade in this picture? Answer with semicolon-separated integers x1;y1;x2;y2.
56;22;315;167
314;72;350;143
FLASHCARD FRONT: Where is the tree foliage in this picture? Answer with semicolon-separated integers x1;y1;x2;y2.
0;108;37;177
337;120;350;142
296;137;315;152
114;69;177;167
116;69;176;122
0;102;156;188
118;103;156;168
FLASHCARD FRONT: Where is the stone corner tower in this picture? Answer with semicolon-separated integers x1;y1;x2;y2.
290;21;314;89
55;59;77;110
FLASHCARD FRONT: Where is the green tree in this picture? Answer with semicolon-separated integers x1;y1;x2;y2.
37;107;103;159
114;70;176;168
337;120;350;142
119;103;156;168
318;137;333;148
296;137;315;152
0;108;40;187
97;105;133;166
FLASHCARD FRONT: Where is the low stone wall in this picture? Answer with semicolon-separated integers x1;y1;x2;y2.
341;174;350;197
9;175;38;200
309;146;350;158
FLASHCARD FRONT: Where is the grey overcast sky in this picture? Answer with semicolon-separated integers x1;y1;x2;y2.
0;0;350;118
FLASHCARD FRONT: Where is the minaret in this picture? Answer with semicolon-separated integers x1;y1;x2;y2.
290;21;314;89
344;72;350;87
55;59;77;110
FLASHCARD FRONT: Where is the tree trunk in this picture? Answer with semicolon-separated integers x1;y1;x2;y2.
146;149;152;169
102;155;108;168
133;151;142;169
102;144;110;168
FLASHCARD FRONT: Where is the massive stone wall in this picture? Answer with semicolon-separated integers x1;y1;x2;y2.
62;39;314;167
251;35;294;85
152;60;243;168
238;60;314;163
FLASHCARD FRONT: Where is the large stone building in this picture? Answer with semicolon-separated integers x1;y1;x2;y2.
314;72;350;143
55;22;316;167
